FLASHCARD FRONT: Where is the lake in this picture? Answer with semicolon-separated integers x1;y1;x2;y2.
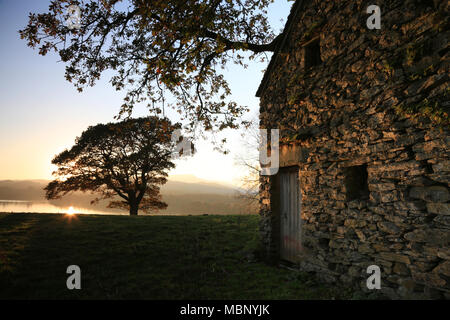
0;200;127;215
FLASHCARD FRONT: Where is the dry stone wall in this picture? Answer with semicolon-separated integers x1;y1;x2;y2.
258;0;449;299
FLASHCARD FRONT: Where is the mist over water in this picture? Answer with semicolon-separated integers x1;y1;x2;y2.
0;178;257;216
0;200;125;215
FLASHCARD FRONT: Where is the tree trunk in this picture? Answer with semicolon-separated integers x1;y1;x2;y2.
129;202;139;215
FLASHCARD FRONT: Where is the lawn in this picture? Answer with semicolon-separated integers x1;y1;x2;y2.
0;212;352;299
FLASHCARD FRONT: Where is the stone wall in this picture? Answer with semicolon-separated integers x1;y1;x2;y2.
258;0;449;299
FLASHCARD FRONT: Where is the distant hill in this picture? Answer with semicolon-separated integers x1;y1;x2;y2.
162;178;236;195
0;177;256;215
0;180;47;201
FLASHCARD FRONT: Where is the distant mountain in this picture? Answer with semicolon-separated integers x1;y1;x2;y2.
162;180;237;195
0;176;238;198
167;174;208;184
0;177;256;215
0;180;47;201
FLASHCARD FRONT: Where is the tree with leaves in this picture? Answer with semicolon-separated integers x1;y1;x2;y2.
20;0;286;133
45;116;181;215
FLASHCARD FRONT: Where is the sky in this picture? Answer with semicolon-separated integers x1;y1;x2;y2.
0;0;292;186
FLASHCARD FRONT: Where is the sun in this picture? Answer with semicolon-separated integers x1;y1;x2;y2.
67;206;75;215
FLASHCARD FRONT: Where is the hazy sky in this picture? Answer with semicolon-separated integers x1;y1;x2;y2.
0;0;292;185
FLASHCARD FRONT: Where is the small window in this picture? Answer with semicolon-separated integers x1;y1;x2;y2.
304;38;322;69
344;165;369;201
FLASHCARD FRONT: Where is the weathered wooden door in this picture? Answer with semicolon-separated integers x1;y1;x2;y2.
279;167;302;262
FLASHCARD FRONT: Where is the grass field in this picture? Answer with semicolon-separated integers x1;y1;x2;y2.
0;212;353;299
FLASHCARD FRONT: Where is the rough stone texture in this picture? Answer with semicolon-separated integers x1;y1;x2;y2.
258;0;449;299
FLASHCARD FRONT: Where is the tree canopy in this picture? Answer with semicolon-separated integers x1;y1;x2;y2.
45;116;181;215
20;0;284;133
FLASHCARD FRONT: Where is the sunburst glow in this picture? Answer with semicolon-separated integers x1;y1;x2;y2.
67;206;75;215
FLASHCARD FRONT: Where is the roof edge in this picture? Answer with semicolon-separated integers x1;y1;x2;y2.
256;0;305;98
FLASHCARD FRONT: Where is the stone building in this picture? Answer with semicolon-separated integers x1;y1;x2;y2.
257;0;449;299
